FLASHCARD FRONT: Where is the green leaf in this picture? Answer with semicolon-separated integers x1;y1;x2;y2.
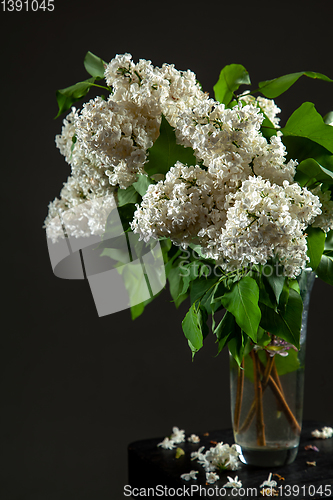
171;261;195;300
84;51;107;79
316;253;333;286
132;174;155;197
274;348;301;376
221;276;261;342
325;230;333;251
116;204;137;233
295;158;333;187
168;266;186;305
214;310;235;355
260;114;278;140
200;282;220;315
306;226;326;270
102;206;127;241
182;303;204;357
145;115;197;176
281;102;333;154
278;281;290;313
259;289;303;349
130;294;157;320
228;326;246;366
55;78;95;118
283;136;333;173
213;64;251;105
130;302;145;320
164;248;182;278
263;265;285;304
258;71;333;99
117;185;141;206
279;289;303;349
289;279;300;294
190;277;217;305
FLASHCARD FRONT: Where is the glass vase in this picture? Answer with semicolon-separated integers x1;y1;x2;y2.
229;270;316;467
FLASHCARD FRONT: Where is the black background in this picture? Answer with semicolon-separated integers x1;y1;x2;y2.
1;1;333;498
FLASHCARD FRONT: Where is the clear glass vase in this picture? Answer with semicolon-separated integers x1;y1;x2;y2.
229;270;316;467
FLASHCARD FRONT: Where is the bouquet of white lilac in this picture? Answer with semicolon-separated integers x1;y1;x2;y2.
45;52;333;467
45;52;333;366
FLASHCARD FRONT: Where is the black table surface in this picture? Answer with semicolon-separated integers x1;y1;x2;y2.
128;420;332;499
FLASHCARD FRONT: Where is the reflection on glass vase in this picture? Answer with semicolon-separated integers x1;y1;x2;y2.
229;270;316;467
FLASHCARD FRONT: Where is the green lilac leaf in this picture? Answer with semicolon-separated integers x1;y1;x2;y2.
145;115;197;176
200;306;210;340
174;292;189;309
283;136;333;173
168;266;186;304
55;78;95;118
130;294;157;320
259;289;303;349
289;279;300;294
212;280;229;304
116;204;137;233
164;248;183;279
281;102;333;154
295;158;333;187
167;260;191;308
263;266;285;304
306;226;326;270
316;253;333;286
84;51;107;79
117;185;141;206
132;174;155;197
213;64;251;105
100;244;130;265
274;348;301;376
190;277;218;305
258;71;333;99
182;303;204;356
278;281;290;313
102;206;129;241
228;326;246;366
200;283;220;315
221;276;261;342
214;310;235;355
260;114;278;140
277;289;303;349
130;302;145;320
324;231;333;251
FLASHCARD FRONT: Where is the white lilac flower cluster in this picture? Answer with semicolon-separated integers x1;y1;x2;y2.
45;54;209;240
311;426;333;439
311;188;333;233
174;99;297;187
132;168;322;277
215;177;322;276
130;162;223;247
240;92;282;128
103;53;209;128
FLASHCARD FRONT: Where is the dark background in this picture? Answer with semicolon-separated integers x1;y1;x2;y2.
1;1;333;498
